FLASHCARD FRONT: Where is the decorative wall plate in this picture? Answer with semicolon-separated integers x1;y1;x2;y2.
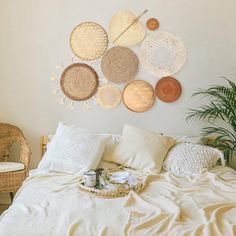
109;10;146;47
155;77;182;103
140;31;187;77
146;18;159;30
60;63;98;101
123;80;155;112
70;22;109;61
96;84;121;109
101;46;139;84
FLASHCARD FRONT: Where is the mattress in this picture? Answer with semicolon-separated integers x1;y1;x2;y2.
0;166;236;236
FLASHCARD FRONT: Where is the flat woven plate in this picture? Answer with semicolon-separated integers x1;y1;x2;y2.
60;63;98;101
123;80;155;112
96;84;121;109
140;31;187;77
70;22;109;61
101;46;139;84
109;10;146;47
155;77;182;103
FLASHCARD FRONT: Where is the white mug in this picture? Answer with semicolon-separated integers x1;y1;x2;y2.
83;170;96;187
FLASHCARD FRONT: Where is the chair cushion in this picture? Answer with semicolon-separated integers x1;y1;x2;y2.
0;162;25;173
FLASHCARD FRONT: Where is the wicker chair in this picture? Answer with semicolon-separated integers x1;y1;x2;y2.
0;123;31;201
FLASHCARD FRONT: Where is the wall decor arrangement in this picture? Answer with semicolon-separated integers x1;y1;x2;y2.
51;9;187;112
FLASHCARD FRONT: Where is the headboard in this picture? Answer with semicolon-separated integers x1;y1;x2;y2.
41;136;49;158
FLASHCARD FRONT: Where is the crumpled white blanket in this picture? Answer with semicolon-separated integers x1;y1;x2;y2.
0;167;236;236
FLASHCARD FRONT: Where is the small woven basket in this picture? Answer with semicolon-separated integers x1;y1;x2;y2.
78;179;142;199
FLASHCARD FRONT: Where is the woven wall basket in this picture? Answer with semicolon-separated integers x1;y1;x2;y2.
155;76;182;103
60;63;99;101
96;84;121;109
123;80;155;112
70;22;109;61
101;46;139;84
140;31;187;77
109;10;146;47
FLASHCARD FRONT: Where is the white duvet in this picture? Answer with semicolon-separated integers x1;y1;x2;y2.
0;166;236;236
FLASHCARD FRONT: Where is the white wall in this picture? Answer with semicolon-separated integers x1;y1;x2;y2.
0;0;236;169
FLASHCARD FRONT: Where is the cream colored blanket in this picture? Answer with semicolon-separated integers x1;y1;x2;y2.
0;167;236;236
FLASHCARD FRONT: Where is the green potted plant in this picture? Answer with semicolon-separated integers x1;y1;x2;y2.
186;79;236;166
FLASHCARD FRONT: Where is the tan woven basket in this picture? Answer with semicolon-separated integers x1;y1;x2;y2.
70;22;109;61
78;179;142;199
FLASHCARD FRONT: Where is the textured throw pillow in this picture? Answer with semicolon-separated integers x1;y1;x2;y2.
38;123;109;174
163;143;225;176
102;124;175;174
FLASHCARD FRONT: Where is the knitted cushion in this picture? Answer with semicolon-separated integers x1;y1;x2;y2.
163;143;225;176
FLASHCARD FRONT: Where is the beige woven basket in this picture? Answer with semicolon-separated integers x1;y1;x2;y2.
70;22;109;61
78;179;142;199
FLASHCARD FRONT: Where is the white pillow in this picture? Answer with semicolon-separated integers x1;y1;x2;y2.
163;143;225;176
38;123;109;174
102;124;175;174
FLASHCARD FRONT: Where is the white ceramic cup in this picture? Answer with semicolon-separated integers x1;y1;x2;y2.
83;170;96;187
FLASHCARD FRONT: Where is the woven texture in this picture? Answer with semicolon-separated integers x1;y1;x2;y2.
60;63;99;101
96;84;121;109
0;123;31;193
140;31;187;77
109;10;146;47
146;18;159;30
123;80;155;112
101;46;139;84
70;22;108;61
155;76;182;103
163;143;225;177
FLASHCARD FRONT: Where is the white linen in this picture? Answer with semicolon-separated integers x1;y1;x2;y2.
38;123;109;174
103;124;175;173
0;167;236;236
0;162;24;173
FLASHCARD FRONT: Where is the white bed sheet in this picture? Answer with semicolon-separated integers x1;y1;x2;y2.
0;166;236;236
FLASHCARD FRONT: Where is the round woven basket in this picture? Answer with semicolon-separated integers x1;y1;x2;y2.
101;46;139;84
78;181;132;199
70;22;109;61
109;10;146;47
155;76;182;103
96;84;121;109
123;80;155;112
60;63;99;101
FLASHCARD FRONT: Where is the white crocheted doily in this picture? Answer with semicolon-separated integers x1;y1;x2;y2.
140;31;187;77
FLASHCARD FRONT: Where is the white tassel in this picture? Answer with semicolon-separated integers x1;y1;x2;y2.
51;75;57;81
57;96;65;105
67;101;75;110
83;101;91;110
52;87;60;95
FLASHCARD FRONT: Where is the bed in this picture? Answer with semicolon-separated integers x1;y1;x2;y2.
0;124;236;236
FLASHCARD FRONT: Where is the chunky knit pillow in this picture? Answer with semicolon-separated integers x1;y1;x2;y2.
163;143;225;176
